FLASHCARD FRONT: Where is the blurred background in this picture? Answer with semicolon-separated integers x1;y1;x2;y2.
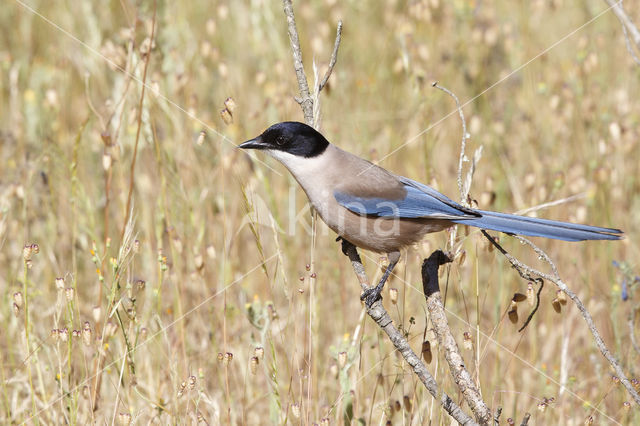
1;0;639;424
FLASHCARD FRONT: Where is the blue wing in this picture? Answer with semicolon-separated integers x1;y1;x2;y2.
333;176;479;220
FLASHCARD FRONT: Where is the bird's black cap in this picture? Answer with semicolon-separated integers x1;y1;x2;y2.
239;121;329;158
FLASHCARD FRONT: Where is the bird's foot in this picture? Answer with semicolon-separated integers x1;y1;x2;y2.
360;286;382;308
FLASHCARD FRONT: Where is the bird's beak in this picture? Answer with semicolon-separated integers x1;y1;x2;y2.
238;137;269;150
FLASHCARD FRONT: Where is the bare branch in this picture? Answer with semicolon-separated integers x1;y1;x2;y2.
480;231;640;406
318;21;343;92
340;241;478;425
282;0;314;125
422;250;492;424
605;0;640;64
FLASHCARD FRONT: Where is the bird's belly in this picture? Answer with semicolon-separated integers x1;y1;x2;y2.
319;205;451;253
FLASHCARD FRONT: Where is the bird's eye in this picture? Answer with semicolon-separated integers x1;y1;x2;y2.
276;135;286;146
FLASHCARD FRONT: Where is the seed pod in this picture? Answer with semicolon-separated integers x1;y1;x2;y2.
556;290;567;305
508;301;518;324
389;288;398;305
13;292;23;308
250;356;259;375
254;346;264;360
512;293;527;303
527;282;535;307
422;341;432;364
338;351;347;369
463;332;473;350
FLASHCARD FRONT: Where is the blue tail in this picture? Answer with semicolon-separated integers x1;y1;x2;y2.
452;210;623;242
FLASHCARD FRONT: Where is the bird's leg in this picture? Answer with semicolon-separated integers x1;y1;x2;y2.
361;251;401;308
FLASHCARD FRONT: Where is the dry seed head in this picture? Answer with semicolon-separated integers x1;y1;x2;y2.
512;293;527;303
584;415;594;425
422;341;432;364
250;356;259;374
188;375;197;390
117;412;132;426
224;352;233;364
508;301;518;324
305;264;310;271
194;254;204;270
13;292;23;308
102;154;112;171
82;322;92;346
177;381;187;397
403;395;412;412
632;378;640;390
65;287;74;302
507;418;514;425
105;321;117;338
25;259;33;269
72;329;81;338
133;239;140;252
463;332;472;350
55;277;65;290
291;403;301;419
220;108;232;125
12;303;20;317
224;97;236;113
338;351;347;369
556;290;567;305
394;400;401;412
389;288;398;304
50;328;59;341
320;418;329;426
552;299;562;313
310;272;317;279
527;282;535;306
537;402;547;412
254;346;264;360
612;376;620;384
92;306;101;323
60;328;69;342
330;363;338;378
196;130;206;146
23;244;33;261
217;353;224;364
623;401;631;410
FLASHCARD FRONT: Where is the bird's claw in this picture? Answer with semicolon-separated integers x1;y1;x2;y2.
360;287;382;308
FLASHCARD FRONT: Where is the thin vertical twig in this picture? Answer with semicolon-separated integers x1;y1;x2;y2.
282;0;313;125
122;2;157;240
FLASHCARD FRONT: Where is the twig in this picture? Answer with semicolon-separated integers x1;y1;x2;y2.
340;241;478;425
432;82;470;206
122;3;156;240
519;412;531;426
282;0;314;125
493;407;502;425
422;250;492;424
480;231;640;406
318;21;343;92
605;0;640;64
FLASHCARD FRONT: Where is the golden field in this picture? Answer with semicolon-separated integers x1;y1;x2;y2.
0;0;639;424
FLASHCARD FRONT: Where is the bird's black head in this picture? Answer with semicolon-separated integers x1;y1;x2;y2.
239;121;329;158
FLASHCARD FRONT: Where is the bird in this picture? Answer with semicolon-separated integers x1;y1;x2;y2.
239;121;623;307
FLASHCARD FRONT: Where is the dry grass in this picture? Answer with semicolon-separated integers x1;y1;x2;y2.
1;0;639;424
